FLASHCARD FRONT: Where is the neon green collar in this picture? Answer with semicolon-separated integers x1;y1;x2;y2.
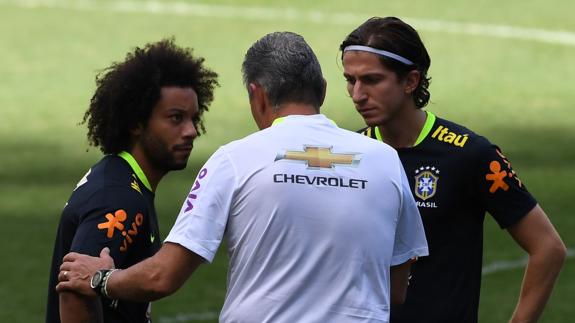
376;111;436;147
272;117;286;126
118;151;153;192
272;115;337;126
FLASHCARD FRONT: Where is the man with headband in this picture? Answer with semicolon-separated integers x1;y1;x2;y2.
340;17;565;323
56;31;429;322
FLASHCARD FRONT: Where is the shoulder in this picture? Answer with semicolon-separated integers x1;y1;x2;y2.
346;127;397;154
339;128;403;173
79;156;142;190
72;185;148;219
70;157;149;212
357;125;377;140
216;126;275;155
427;116;493;152
427;118;513;179
84;155;135;187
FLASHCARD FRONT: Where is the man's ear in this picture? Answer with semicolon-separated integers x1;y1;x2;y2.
319;78;327;108
404;70;421;95
131;123;143;137
249;83;271;118
248;83;274;129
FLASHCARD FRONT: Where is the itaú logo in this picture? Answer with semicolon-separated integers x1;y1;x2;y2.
275;145;361;169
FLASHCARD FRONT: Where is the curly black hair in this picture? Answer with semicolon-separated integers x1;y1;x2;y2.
83;38;219;154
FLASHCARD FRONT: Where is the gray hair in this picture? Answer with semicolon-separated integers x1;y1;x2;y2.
242;32;325;110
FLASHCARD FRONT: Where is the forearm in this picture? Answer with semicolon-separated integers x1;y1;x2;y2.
106;256;175;302
60;291;103;323
105;243;204;302
510;243;566;322
507;205;566;323
57;243;203;302
390;261;412;305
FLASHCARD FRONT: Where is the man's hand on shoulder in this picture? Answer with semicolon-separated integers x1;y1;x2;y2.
57;247;116;297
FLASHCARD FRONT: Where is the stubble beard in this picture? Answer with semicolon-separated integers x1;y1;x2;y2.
140;131;189;172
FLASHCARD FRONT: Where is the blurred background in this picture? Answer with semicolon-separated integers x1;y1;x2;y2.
0;0;573;322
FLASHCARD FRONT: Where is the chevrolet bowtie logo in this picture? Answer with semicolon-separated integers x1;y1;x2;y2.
275;146;361;169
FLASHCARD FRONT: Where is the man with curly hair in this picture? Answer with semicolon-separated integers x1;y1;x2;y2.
56;31;428;322
46;38;218;323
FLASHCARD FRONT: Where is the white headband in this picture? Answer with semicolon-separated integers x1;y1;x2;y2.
343;45;414;66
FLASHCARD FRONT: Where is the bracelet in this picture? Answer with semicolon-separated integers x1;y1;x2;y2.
101;269;121;299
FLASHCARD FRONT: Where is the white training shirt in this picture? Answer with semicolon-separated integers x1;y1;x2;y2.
165;114;428;323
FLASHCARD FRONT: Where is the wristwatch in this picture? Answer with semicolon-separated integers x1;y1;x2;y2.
90;269;109;295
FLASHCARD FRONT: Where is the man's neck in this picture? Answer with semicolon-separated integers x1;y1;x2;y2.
262;103;319;128
274;103;318;119
377;108;427;149
127;148;165;192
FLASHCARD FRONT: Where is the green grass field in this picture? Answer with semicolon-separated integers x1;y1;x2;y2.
0;0;573;322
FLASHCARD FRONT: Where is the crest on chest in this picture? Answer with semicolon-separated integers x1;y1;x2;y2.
414;166;440;208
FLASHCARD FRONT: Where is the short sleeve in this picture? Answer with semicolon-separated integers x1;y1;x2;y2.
71;188;151;267
391;164;429;266
474;139;537;228
165;147;237;263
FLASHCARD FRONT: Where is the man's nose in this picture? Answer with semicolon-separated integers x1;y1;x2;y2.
351;82;367;103
183;121;198;139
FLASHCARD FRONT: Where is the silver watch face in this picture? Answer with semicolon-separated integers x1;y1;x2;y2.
90;271;103;289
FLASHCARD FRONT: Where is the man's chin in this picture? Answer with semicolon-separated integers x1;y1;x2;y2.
168;151;192;171
364;118;381;128
170;160;188;171
364;116;389;128
158;157;189;172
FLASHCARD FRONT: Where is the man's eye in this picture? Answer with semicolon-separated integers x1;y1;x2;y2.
171;115;183;122
363;75;384;84
363;76;378;84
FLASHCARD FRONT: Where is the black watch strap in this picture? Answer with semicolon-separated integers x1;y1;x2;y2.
91;270;107;295
91;269;119;299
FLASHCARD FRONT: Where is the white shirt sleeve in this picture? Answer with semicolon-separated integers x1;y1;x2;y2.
165;147;236;263
391;164;429;266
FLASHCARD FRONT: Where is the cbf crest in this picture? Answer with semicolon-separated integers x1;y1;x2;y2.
414;166;440;200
